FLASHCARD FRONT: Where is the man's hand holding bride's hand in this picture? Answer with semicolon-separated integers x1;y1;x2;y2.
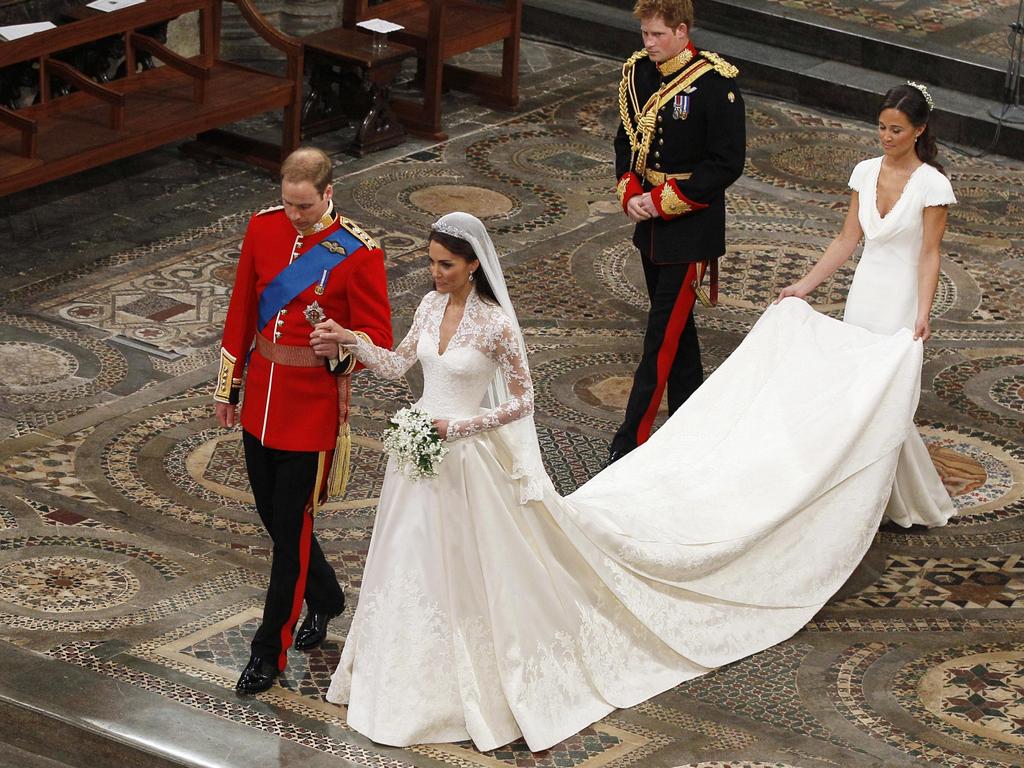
310;319;357;357
432;419;449;440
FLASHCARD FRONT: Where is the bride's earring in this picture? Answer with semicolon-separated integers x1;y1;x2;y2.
469;271;476;282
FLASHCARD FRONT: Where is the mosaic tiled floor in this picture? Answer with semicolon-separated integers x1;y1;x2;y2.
762;0;1023;67
1;39;1023;768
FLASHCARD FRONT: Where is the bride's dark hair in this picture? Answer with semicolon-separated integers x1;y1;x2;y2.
428;229;499;304
878;84;945;175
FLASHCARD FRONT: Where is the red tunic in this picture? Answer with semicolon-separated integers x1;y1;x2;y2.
215;207;392;451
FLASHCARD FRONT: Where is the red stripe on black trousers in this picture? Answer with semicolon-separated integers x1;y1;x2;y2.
635;261;699;445
243;432;345;671
278;507;313;670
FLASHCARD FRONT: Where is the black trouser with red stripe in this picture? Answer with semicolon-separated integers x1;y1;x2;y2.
610;255;704;456
243;431;345;671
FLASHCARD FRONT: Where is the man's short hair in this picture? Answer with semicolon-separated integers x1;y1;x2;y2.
281;146;333;195
633;0;693;29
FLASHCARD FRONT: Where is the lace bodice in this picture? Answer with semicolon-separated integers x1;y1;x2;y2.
347;290;534;440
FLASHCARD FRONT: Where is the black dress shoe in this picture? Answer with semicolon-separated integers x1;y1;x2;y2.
603;448;629;469
235;655;279;695
294;602;343;652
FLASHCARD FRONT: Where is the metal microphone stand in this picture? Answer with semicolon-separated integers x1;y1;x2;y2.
990;0;1024;123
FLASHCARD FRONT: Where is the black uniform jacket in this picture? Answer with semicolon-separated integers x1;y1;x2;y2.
614;44;746;264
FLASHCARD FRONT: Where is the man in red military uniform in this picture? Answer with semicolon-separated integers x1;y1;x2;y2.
214;146;392;694
607;0;745;464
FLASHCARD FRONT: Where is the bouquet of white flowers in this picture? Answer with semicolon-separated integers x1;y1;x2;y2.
381;406;449;479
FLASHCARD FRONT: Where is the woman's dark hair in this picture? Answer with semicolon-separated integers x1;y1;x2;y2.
427;229;499;304
878;84;944;175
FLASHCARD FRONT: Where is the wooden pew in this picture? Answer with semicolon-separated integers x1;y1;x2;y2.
342;0;521;140
0;0;303;197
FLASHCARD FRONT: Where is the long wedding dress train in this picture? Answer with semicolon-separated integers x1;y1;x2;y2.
326;295;923;751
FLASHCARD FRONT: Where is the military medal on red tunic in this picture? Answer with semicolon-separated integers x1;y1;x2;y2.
314;268;329;296
304;300;326;327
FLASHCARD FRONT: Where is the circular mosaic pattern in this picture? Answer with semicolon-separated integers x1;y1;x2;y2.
915;424;1024;525
407;184;515;217
918;646;1024;748
0;341;78;389
0;556;139;612
0;311;128;412
510;142;609;181
884;642;1024;759
990;375;1024;416
670;763;801;768
532;347;729;432
532;352;642;430
933;355;1024;430
745;130;876;195
947;177;1024;238
179;429;388;509
574;372;648;412
769;141;868;191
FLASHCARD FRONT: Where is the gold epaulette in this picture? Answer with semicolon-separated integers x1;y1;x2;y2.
700;51;739;78
256;204;284;216
339;216;379;251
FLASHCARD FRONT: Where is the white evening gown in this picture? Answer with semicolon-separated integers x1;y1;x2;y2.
326;288;924;751
844;157;957;527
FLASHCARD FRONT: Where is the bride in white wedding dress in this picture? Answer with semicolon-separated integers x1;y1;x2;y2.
311;204;927;752
778;82;956;528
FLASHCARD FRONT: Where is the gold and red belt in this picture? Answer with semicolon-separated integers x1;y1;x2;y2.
254;333;353;500
644;170;691;186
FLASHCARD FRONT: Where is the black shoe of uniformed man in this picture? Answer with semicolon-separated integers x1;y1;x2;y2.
235;655;279;695
604;446;632;469
294;597;344;652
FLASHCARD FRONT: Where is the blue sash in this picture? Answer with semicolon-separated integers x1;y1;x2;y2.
257;228;361;331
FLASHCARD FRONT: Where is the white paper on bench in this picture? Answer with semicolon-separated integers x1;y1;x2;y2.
86;0;147;12
0;21;57;41
357;18;405;34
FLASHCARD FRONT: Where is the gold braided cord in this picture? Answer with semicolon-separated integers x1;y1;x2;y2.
618;49;649;153
634;60;714;176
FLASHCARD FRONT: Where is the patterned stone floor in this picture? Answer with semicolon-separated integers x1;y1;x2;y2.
0;39;1023;768
763;0;1023;67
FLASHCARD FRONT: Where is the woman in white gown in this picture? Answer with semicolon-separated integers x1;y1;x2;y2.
311;209;925;752
778;82;956;528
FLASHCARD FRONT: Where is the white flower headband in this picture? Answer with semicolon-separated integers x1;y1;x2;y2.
906;81;935;110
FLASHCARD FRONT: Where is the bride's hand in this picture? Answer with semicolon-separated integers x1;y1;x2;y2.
311;319;357;357
913;316;931;342
432;419;449;440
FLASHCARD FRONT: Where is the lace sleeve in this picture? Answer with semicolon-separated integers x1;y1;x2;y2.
446;318;535;440
345;297;427;380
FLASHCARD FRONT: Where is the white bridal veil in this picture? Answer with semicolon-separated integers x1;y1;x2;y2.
431;212;549;502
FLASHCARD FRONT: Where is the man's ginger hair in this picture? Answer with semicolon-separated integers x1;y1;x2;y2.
633;0;693;29
281;146;333;195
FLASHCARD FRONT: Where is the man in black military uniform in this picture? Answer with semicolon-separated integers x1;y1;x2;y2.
607;0;746;464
